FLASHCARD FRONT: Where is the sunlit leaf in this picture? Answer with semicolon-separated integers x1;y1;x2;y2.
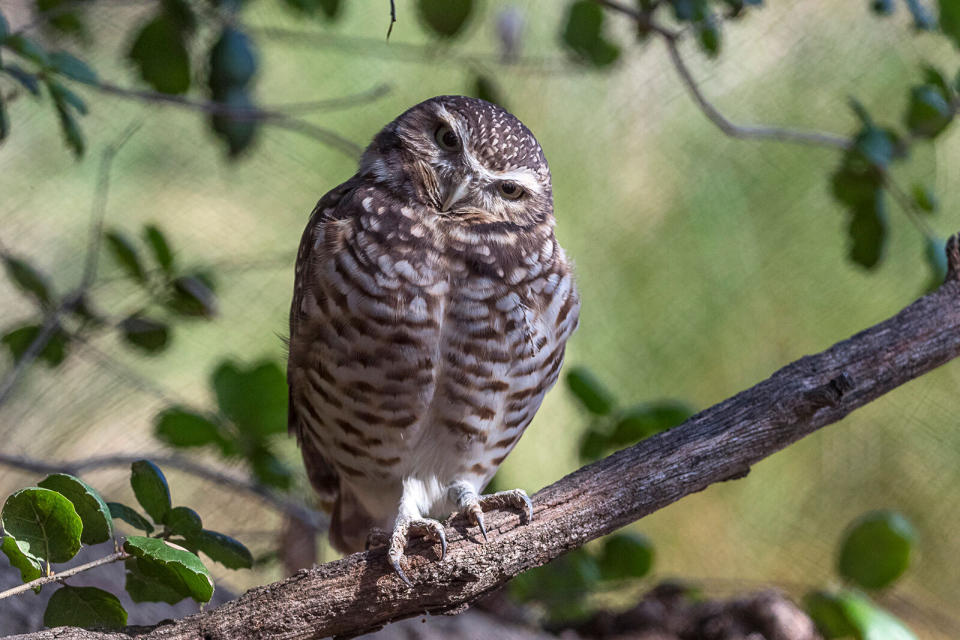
1;535;42;585
123;536;213;604
1;487;82;563
195;529;253;569
38;473;113;545
838;510;915;590
43;586;127;629
129;460;171;523
912;183;938;212
805;590;916;640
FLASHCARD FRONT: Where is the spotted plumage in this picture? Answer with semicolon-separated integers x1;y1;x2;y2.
287;95;579;581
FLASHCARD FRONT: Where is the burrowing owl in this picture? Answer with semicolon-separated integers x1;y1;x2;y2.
287;95;579;583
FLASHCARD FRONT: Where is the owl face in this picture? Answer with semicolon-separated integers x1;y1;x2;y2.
360;96;553;227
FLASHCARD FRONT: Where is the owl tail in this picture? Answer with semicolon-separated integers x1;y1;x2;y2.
329;486;378;554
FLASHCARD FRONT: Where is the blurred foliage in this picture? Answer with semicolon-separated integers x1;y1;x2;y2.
0;462;251;628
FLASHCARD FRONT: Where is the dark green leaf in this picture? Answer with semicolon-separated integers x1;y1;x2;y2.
848;97;874;127
2;323;69;368
155;407;227;449
598;533;654;580
3;254;52;305
195;529;253;569
43;586;127;629
562;0;621;68
249;446;293;489
905;0;937;29
921;65;952;96
672;0;710;21
104;230;146;283
34;0;88;38
846;189;887;269
838;510;915;590
912;183;938;212
37;473;113;545
805;590;916;640
4;34;50;66
0;9;8;38
1;487;82;563
871;0;895;15
925;236;948;290
509;548;600;622
281;0;342;18
209;27;258;94
610;401;694;445
0;92;8;141
163;506;203;539
804;591;860;639
142;224;174;273
578;429;608;462
210;87;259;157
47;51;98;85
129;460;171;523
852;127;896;168
123;536;213;603
905;84;954;138
107;502;154;534
416;0;474;38
472;74;505;109
940;0;960;47
1;535;42;584
696;15;721;56
160;0;197;32
565;366;616;415
129;16;191;95
47;78;87;115
166;276;218;318
120;314;170;354
4;65;41;96
212;360;287;438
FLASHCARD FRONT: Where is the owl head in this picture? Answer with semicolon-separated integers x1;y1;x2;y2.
360;96;553;227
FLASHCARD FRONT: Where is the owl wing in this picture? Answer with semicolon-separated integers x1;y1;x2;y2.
287;177;361;502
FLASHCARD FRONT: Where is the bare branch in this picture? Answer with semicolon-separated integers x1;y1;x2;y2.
7;233;960;640
0;552;128;602
0;453;325;532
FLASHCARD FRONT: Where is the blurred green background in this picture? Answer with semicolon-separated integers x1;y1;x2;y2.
1;0;958;636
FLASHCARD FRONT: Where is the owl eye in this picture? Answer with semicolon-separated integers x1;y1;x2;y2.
498;181;524;200
434;125;460;151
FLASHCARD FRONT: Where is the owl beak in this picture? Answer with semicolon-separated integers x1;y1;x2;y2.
440;179;471;212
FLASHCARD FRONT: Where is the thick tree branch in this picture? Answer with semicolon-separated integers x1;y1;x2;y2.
6;235;960;640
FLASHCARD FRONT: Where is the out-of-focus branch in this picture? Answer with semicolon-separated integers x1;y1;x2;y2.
9;234;960;640
0;452;326;532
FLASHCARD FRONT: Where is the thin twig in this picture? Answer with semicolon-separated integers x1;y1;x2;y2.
0;551;129;601
885;174;936;239
387;0;396;40
0;303;68;407
0;452;326;532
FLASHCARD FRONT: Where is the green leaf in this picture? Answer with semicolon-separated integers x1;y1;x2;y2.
838;510;915;590
47;78;88;115
0;92;8;142
805;590;916;640
123;536;213;603
154;407;227;449
34;0;88;38
472;74;505;109
4;34;50;66
104;230;146;283
912;183;938;212
804;590;861;639
142;224;174;273
0;9;8;38
129;15;191;95
212;359;287;438
43;586;127;629
598;533;654;580
129;460;171;523
846;189;887;270
921;65;952;96
195;529;253;569
37;474;113;545
696;15;721;57
107;502;154;534
166;276;218;318
509;548;600;622
4;65;41;96
209;27;258;94
47;51;98;85
1;535;42;585
3;254;52;306
871;0;895;15
565;366;616;415
610;401;694;445
249;446;293;489
562;0;621;68
578;429;608;462
1;487;82;563
281;0;342;19
120;314;170;354
905;84;954;138
416;0;474;38
2;323;69;368
925;236;949;291
851;127;895;169
940;0;960;47
163;506;203;539
905;0;937;29
210;87;259;157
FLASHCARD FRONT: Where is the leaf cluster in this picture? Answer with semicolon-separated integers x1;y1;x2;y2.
0;461;251;629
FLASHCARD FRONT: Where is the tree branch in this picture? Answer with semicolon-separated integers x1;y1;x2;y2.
6;235;959;640
0;552;128;602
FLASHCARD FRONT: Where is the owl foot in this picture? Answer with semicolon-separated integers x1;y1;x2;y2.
387;515;447;586
451;482;534;542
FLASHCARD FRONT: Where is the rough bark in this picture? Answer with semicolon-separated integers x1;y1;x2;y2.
6;235;960;640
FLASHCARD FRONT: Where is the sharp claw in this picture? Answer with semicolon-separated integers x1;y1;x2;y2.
475;511;488;542
391;558;412;587
522;493;534;522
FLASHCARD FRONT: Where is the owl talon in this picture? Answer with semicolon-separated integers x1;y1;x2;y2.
386;515;447;586
454;483;534;541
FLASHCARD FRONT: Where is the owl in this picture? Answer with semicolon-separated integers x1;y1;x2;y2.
287;95;580;584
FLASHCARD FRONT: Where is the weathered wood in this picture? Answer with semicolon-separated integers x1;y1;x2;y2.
7;236;960;640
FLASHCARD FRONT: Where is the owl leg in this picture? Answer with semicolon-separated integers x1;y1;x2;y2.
386;493;448;586
449;480;534;542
